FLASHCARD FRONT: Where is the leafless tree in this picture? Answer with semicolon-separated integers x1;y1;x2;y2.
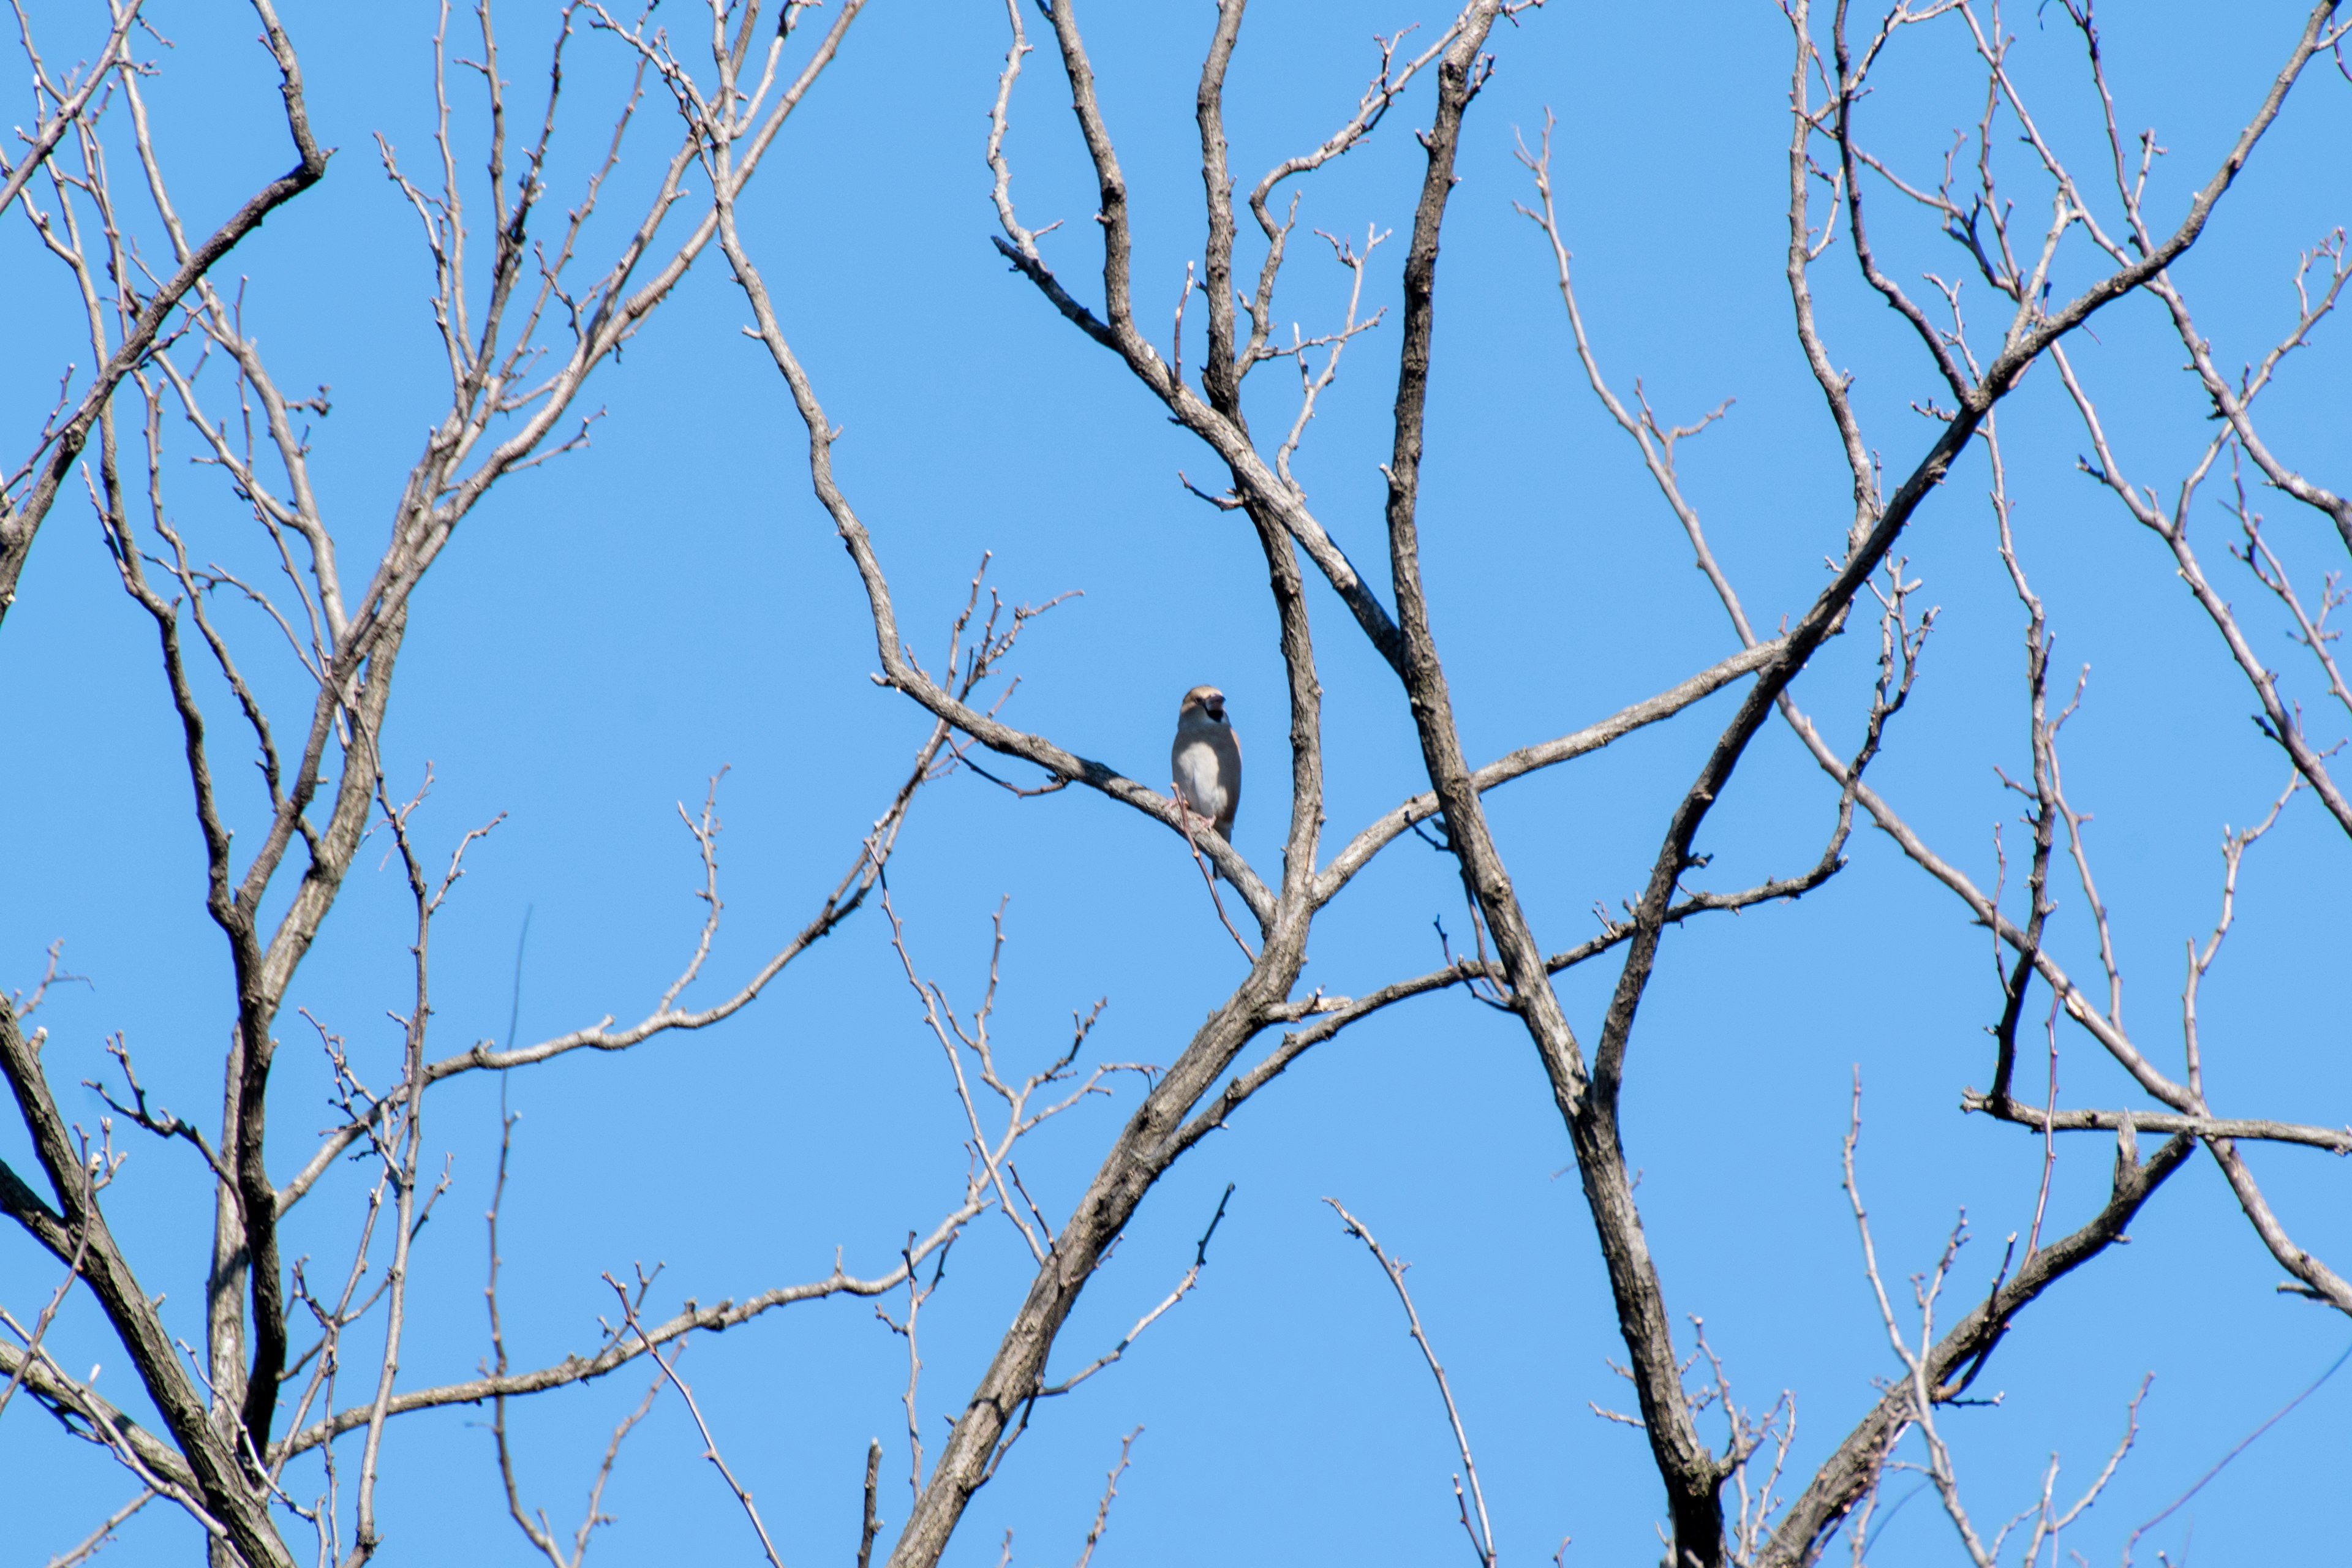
694;0;2352;1561
2;4;1050;1564
2;0;326;630
6;1;2348;1566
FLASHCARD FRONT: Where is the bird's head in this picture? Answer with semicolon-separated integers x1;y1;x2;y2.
1181;685;1227;724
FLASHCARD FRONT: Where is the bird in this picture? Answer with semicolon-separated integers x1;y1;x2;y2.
1170;685;1242;848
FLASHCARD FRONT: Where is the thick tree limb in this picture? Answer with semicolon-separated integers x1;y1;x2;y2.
1;998;293;1568
1761;1131;2194;1567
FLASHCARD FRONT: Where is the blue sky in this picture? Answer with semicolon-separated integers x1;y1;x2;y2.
4;1;2348;1563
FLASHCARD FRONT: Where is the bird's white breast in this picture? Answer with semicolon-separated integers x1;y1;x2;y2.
1173;729;1232;820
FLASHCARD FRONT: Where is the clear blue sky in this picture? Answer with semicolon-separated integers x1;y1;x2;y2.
4;1;2346;1563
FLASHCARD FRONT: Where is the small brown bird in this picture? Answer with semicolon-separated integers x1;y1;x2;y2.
1170;685;1242;844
